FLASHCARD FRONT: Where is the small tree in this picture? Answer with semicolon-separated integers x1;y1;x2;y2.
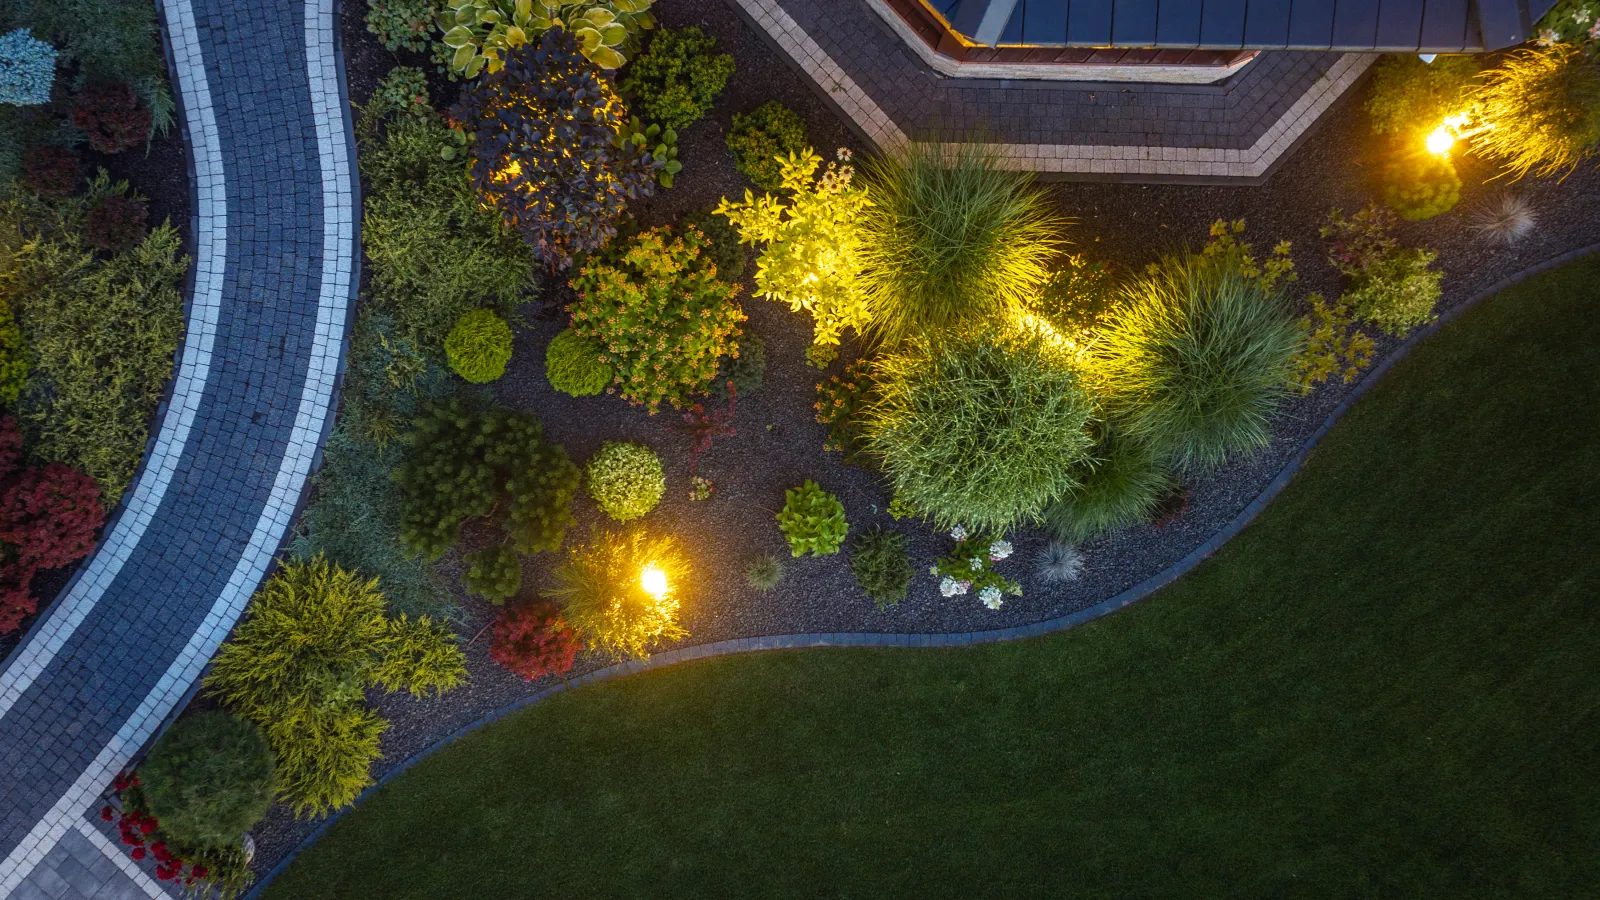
716;148;870;366
450;30;657;268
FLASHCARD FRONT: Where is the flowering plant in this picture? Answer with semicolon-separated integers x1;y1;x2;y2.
931;528;1020;610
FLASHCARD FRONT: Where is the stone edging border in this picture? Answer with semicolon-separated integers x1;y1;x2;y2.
243;241;1600;899
724;0;1376;182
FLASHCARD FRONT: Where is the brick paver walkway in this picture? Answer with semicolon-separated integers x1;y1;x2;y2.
731;0;1375;181
0;0;356;893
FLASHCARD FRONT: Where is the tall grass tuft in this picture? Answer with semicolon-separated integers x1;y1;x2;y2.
1044;429;1171;541
1095;255;1301;473
858;142;1065;346
1473;44;1600;180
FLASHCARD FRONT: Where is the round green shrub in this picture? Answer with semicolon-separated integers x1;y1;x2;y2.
1043;431;1171;542
545;328;615;396
464;543;523;604
726;101;809;192
849;527;912;608
776;480;848;557
620;26;735;131
585;441;666;522
859;142;1064;346
139;711;276;848
1379;154;1461;221
1095;255;1302;473
864;328;1095;533
445;309;513;383
716;333;764;396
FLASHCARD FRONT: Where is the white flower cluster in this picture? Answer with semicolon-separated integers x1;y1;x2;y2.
939;576;971;597
979;586;1004;610
949;525;968;541
988;539;1013;561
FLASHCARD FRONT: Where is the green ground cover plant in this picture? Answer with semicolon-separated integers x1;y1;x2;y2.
205;556;465;817
620;26;733;131
265;254;1600;900
858;143;1063;347
865;328;1094;532
365;0;437;52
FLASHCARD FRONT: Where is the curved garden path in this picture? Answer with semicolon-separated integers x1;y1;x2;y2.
0;0;356;894
245;241;1600;898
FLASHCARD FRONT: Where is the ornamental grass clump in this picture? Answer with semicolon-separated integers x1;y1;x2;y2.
544;526;689;660
776;479;848;557
858;142;1065;347
1043;429;1170;542
393;402;579;560
745;553;783;592
568;225;745;413
1472;43;1600;180
544;328;614;396
138;712;276;850
620;26;734;131
864;328;1095;533
1095;253;1301;473
444;309;513;383
716;148;870;366
450;31;656;268
204;556;466;816
585;441;665;521
849;527;912;608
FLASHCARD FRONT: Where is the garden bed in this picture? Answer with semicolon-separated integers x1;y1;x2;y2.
235;0;1600;881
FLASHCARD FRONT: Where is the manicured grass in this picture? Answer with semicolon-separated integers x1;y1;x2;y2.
267;258;1600;899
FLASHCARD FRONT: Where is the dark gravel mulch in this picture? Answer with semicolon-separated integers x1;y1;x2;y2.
245;0;1600;878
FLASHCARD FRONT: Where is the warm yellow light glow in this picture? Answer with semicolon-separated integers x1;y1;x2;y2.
1425;126;1455;156
640;565;669;599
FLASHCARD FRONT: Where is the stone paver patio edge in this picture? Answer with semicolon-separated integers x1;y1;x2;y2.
242;241;1600;900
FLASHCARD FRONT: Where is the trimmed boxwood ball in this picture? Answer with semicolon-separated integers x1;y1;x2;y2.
864;327;1095;533
445;309;513;383
1095;254;1301;473
138;711;276;848
545;328;614;396
585;441;665;522
1379;154;1460;221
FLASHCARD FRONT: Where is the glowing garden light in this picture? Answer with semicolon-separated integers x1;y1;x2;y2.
1426;126;1455;156
640;564;669;599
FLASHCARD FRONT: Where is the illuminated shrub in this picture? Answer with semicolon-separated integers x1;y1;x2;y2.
1364;54;1479;137
1292;294;1376;391
858;142;1064;347
463;543;522;604
393;402;579;560
775;479;847;557
0;28;58;106
1379;153;1460;220
725;101;808;192
204;556;466;816
544;525;688;660
865;329;1094;532
21;145;81;198
444;309;513;383
544;328;613;396
84;193;150;253
849;527;912;608
585;441;665;522
568;226;745;413
439;0;655;75
450;30;656;268
621;26;733;130
72;81;151;154
139;711;276;849
1474;43;1600;179
716;148;869;366
490;600;581;681
1043;430;1170;542
1095;255;1301;472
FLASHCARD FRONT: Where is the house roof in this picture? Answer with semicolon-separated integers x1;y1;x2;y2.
927;0;1561;52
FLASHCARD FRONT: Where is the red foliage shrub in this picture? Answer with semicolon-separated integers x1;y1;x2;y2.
84;194;149;252
0;463;105;569
72;82;151;154
22;145;83;198
490;601;582;681
0;566;37;634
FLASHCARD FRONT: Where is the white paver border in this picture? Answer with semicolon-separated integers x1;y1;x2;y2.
72;819;173;900
733;0;1376;178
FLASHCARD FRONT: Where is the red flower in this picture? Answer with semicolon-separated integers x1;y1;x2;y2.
139;819;156;834
99;806;113;821
129;847;146;860
191;866;209;879
151;842;169;862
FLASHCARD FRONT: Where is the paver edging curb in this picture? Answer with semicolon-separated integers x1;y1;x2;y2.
243;241;1600;899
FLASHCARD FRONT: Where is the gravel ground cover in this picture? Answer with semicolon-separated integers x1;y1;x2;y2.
235;0;1600;876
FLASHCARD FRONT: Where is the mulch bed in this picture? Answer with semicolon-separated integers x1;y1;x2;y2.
242;0;1600;880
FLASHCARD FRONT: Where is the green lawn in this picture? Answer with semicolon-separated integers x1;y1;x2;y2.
267;257;1600;899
